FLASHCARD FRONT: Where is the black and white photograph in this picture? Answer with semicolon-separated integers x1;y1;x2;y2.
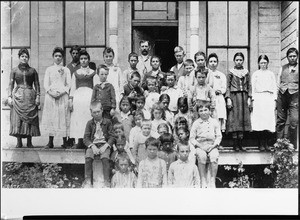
1;1;299;218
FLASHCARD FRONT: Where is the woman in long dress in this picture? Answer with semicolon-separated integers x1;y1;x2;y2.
251;55;277;151
69;49;100;148
41;47;71;148
7;48;41;148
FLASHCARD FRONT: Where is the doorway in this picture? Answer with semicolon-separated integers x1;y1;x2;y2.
132;26;178;72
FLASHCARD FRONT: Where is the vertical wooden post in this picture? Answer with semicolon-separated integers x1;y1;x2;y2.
92;157;105;188
190;1;199;59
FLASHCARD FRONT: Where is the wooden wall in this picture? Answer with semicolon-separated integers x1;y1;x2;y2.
281;1;299;65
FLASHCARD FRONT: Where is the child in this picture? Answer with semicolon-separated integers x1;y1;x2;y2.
157;122;170;136
69;50;100;149
177;59;196;102
151;102;171;137
91;64;116;119
113;96;133;141
161;71;184;114
158;133;177;171
191;69;216;119
170;46;186;81
207;53;227;132
173;116;189;144
168;144;200;187
174;97;194;129
135;95;151;120
132;119;159;164
225;52;252;151
123;52;142;85
103;47;125;112
142;55;166;92
190;100;222;188
110;135;136;173
144;76;160;113
82;101;115;188
111;152;137;188
159;94;175;130
136;137;167;188
176;127;196;165
129;110;144;150
123;71;145;110
194;51;209;73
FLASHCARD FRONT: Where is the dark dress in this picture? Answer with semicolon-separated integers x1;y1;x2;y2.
225;67;252;133
9;63;41;137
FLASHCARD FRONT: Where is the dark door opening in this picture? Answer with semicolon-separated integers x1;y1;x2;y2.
132;26;178;72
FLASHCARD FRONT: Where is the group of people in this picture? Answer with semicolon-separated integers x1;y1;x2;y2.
7;39;298;188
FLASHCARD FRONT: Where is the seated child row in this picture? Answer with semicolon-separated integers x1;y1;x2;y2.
83;100;221;188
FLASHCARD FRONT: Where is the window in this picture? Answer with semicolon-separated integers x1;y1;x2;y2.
64;1;106;66
207;1;249;74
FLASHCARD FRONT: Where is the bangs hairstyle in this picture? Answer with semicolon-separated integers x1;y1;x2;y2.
79;49;90;61
257;54;269;69
159;93;170;102
208;53;219;63
157;122;169;133
128;52;138;61
195;100;211;112
52;47;64;57
183;59;195;67
116;152;131;165
103;47;115;57
195;68;208;78
70;45;81;54
113;122;124;131
90;101;102;111
159;133;174;144
233;52;244;61
194;51;206;62
286;47;298;57
97;64;109;74
151;102;166;120
119;96;131;111
145;137;160;149
18;48;30;58
174;46;185;54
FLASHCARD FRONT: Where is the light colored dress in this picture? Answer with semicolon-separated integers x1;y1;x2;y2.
111;171;137;188
136;157;167;188
69;67;99;139
145;91;160;112
41;63;71;137
168;159;200;187
251;69;277;132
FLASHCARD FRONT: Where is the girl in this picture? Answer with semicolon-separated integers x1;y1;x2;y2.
251;55;277;151
173;116;189;143
174;97;194;129
194;51;209;73
8;48;41;148
113;96;133;142
176;127;196;165
225;52;252;151
129;110;144;150
150;102;170;137
69;50;99;149
41;47;71;148
207;53;227;132
158;133;177;171
136;137;167;188
159;93;174;130
111;152;137;188
157;123;170;136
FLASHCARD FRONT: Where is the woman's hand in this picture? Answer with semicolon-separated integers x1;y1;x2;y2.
247;97;253;112
7;97;13;107
226;98;232;110
68;99;73;112
35;96;40;106
110;108;115;116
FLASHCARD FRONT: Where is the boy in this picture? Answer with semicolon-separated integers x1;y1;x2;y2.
158;133;177;171
189;100;222;188
168;144;200;188
135;95;151;120
91;64;116;119
161;71;184;114
103;47;125;112
123;71;145;110
177;59;196;100
136;137;167;188
142;55;166;92
82;101;116;188
123;52;142;85
170;46;186;81
144;76;160;113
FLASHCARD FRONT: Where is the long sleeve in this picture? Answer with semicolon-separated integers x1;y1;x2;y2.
167;164;175;186
8;69;16;97
106;121;116;147
43;67;51;93
93;72;100;86
247;72;252;97
251;71;257;100
270;71;277;100
90;86;97;103
220;72;227;94
63;68;72;94
208;87;216;109
83;120;93;147
189;121;199;147
110;84;116;109
225;72;232;100
277;67;283;91
33;68;40;96
69;74;76;98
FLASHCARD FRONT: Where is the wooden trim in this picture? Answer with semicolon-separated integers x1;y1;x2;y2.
178;1;187;50
132;20;178;26
1;46;30;49
250;1;259;74
64;45;106;48
199;1;206;51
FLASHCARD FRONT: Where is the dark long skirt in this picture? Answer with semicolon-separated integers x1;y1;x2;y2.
9;86;40;137
226;91;251;133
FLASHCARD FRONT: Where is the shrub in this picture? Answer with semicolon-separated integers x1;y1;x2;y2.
222;162;251;188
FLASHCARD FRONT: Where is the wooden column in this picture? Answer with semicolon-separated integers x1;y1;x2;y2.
190;1;199;60
109;1;118;63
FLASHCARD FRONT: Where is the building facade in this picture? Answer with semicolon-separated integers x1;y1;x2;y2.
1;1;299;146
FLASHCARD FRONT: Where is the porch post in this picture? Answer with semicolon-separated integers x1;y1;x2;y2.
109;1;118;63
190;1;199;59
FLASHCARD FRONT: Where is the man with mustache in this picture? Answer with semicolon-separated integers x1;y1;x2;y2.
136;40;152;76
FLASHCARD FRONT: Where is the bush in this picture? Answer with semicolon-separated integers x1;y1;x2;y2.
222;162;252;188
2;162;83;188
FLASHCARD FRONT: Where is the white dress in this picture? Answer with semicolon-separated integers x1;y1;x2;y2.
250;69;277;132
69;67;100;139
41;63;71;137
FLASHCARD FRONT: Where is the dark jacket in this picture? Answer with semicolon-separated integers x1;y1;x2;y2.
91;83;116;110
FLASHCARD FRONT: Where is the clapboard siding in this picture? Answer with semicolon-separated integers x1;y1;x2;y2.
281;1;299;64
258;1;281;74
